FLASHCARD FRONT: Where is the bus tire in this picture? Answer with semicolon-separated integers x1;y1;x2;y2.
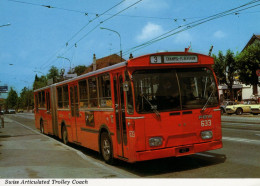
40;120;44;134
62;126;68;145
101;132;114;164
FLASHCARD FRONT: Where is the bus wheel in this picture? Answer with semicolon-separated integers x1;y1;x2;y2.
40;120;44;134
101;132;114;164
236;108;243;115
62;126;68;145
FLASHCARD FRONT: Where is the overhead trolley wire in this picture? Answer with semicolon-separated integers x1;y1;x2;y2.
42;0;143;70
39;0;130;70
122;0;260;56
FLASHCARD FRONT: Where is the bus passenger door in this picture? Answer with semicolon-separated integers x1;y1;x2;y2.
69;84;80;143
45;89;53;134
113;73;129;160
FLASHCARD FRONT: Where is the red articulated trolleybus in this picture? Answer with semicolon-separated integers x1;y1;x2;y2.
34;51;222;164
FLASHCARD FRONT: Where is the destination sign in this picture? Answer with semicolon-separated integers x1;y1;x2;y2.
164;55;198;63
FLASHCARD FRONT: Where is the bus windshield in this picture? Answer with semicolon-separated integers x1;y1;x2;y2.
133;68;218;113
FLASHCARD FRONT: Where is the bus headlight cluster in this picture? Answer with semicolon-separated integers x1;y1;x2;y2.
149;137;163;147
201;130;213;140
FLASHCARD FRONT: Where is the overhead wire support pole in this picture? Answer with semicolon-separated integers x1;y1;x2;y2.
100;27;122;60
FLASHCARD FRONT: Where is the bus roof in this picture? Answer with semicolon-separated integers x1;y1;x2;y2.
34;51;213;92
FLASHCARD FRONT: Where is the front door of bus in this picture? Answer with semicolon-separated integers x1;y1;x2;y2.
69;84;79;142
113;73;129;160
45;89;52;134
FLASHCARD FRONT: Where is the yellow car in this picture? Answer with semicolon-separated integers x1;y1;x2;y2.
225;100;258;115
250;105;260;115
17;109;24;113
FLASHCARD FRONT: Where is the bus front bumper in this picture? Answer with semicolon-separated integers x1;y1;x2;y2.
135;140;222;162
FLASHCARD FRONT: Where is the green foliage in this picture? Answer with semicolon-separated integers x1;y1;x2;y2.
73;65;87;76
213;49;238;100
236;42;260;86
6;87;18;109
47;66;60;80
33;75;47;90
19;87;34;110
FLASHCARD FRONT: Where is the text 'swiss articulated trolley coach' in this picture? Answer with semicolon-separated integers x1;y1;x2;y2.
34;52;222;164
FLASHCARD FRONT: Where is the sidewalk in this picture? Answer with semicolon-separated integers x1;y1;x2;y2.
0;117;136;178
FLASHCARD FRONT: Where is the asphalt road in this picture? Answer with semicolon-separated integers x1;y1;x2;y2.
1;113;260;178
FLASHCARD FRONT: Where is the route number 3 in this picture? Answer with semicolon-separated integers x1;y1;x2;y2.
201;120;211;127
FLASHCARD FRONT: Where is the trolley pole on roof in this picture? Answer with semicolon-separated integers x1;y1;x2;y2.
100;27;122;61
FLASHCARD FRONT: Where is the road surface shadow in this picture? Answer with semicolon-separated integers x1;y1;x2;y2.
111;152;226;177
50;135;226;177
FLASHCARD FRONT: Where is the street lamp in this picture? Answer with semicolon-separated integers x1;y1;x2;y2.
57;56;71;71
0;23;11;28
100;27;122;61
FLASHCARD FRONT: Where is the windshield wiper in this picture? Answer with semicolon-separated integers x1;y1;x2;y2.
201;87;215;112
140;94;160;119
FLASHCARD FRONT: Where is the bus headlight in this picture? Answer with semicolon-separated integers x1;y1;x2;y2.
149;137;163;147
201;130;213;140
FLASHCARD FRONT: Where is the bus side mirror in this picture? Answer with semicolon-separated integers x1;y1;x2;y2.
123;81;129;92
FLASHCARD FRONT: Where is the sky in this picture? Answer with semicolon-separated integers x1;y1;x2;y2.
0;0;260;98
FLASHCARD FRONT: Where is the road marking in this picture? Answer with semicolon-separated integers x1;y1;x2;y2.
223;136;260;145
7;117;139;178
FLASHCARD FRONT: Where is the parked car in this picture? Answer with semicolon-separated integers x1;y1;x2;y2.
0;110;4;115
220;100;236;115
17;109;24;113
7;109;16;114
250;104;260;115
225;100;258;115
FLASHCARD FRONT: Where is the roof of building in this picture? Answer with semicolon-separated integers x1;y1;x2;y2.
242;34;260;52
84;54;125;73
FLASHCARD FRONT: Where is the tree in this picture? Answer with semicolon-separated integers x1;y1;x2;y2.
19;87;34;110
47;66;60;80
33;75;47;90
73;65;87;76
6;87;18;109
213;49;238;101
236;42;260;95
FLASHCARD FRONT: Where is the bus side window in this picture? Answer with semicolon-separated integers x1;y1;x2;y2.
46;92;50;111
57;87;63;108
63;85;69;109
79;79;88;108
38;91;42;108
42;91;46;108
88;77;98;107
35;93;39;112
98;74;112;108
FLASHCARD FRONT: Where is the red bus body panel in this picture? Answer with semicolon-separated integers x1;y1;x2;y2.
34;52;222;163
